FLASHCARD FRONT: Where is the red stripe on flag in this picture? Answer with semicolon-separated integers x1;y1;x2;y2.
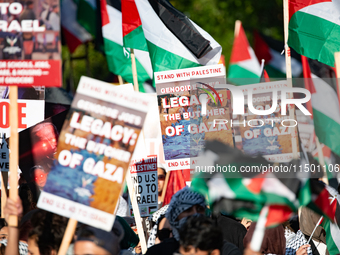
122;0;142;37
245;178;265;194
301;55;316;117
253;31;272;64
314;188;336;220
265;205;292;227
264;70;270;82
101;0;110;27
289;0;332;20
62;27;82;53
230;24;251;63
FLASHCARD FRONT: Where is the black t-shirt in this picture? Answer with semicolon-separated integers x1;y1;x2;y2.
146;238;179;255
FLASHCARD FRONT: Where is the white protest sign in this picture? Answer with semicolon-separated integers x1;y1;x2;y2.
129;155;158;217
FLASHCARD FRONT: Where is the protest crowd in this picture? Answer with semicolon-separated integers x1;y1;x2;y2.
1;0;340;254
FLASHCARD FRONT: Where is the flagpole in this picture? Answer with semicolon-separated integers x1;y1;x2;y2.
8;87;18;227
234;20;241;37
131;49;139;92
283;0;299;159
315;137;328;185
334;52;340;113
118;75;124;85
250;205;269;252
57;218;77;255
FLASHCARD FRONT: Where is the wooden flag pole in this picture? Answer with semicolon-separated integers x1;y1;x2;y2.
131;49;139;92
234;20;241;37
126;170;148;253
316;137;328;185
8;87;18;227
118;75;124;85
283;0;299;159
1;171;8;218
57;218;77;255
334;52;340;113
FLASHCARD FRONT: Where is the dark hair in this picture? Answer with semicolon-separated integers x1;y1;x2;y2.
29;210;68;255
179;215;223;253
0;218;7;230
19;183;36;216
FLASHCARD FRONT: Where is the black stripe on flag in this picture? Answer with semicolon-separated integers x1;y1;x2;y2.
106;0;121;12
148;0;212;59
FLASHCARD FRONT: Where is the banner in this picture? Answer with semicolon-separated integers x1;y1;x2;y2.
129;156;158;217
232;81;300;162
155;64;233;171
37;77;150;231
0;0;61;86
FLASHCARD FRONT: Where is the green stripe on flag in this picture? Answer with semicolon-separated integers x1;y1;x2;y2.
123;26;148;51
146;40;200;73
104;38;151;92
77;0;96;36
289;11;340;67
322;219;340;254
227;64;261;85
313;109;340;157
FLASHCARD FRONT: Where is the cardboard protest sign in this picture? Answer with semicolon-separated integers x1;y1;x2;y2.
0;86;45;174
37;77;150;231
129;156;158;217
0;0;61;86
232;81;300;162
155;64;233;171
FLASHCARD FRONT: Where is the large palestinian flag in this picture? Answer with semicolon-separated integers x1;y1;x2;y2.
101;0;153;92
228;22;261;85
301;56;340;157
254;31;302;78
288;0;340;67
61;0;92;53
133;0;222;73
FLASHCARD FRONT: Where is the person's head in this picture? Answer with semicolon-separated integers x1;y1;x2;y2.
179;215;223;255
0;219;8;241
28;210;68;255
134;242;142;254
29;165;48;189
31;122;59;164
26;1;33;9
74;221;124;255
157;167;166;194
19;183;37;215
52;5;59;13
165;187;206;240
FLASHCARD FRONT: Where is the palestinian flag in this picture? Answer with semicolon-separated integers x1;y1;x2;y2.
322;219;340;255
61;0;92;53
301;56;340;157
228;22;261;85
134;0;222;73
77;0;97;37
253;31;302;78
191;141;338;227
101;0;153;92
121;0;148;51
288;0;340;67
